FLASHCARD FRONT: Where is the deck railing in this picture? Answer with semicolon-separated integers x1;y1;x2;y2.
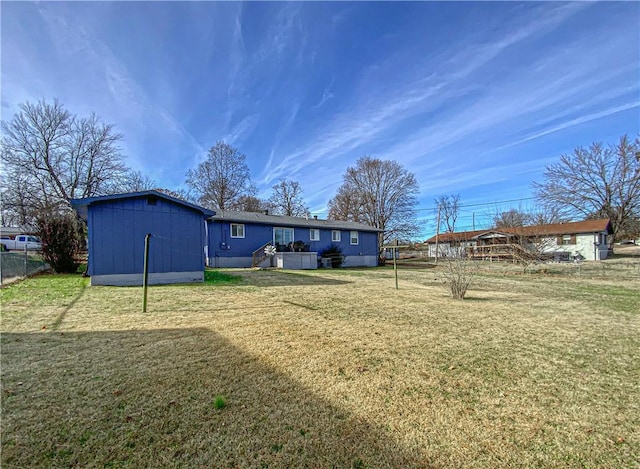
252;241;273;267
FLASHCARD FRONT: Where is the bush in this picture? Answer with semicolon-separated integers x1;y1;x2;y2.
319;244;344;268
440;247;476;300
36;214;81;274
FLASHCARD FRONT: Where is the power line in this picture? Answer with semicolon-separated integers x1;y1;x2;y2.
313;196;537;215
414;196;537;212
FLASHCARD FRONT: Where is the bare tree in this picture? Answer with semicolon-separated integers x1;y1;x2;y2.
492;208;530;229
435;194;460;233
120;170;156;193
268;179;310;217
185;141;255;210
506;227;555;273
534;135;640;241
1;99;128;224
231;195;270;213
154;187;196;203
328;156;419;250
327;185;364;223
486;208;560;272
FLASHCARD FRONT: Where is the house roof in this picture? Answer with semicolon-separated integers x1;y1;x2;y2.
70;190;216;220
71;190;382;232
209;210;383;232
423;219;611;244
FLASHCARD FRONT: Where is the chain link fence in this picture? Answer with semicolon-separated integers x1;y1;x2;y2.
0;251;50;285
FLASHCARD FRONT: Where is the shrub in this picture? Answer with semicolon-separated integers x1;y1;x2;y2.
440;247;476;300
36;213;81;274
319;244;344;268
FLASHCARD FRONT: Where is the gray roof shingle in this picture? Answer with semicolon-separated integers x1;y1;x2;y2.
209;210;382;232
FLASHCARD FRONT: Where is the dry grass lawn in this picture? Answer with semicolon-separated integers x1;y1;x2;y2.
1;263;639;468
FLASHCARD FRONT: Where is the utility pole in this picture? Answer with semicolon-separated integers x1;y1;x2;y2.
472;213;476;231
434;205;441;265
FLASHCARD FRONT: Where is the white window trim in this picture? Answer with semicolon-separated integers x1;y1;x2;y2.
350;231;359;245
231;223;245;238
310;228;320;241
332;230;341;242
273;227;295;246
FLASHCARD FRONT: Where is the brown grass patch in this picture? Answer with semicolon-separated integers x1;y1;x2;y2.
1;266;639;467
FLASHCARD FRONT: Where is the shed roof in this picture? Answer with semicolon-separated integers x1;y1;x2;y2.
70;190;216;220
423;219;611;244
209;210;383;232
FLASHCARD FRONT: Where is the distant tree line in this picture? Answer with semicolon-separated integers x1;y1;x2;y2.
2;98;637;272
434;135;639;243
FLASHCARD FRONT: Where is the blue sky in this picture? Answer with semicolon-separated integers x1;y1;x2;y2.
2;1;639;236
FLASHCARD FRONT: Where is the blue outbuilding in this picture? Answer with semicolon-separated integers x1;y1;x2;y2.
71;191;214;286
72;190;382;286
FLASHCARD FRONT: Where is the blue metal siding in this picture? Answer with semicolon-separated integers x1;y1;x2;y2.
88;197;205;276
209;221;273;259
313;229;379;257
207;221;379;259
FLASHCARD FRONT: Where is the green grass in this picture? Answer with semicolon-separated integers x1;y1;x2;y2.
563;284;640;314
213;395;227;410
1;266;638;468
204;269;242;285
0;273;87;306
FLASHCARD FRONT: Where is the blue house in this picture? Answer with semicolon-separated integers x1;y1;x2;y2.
71;190;382;286
71;191;214;286
208;210;381;268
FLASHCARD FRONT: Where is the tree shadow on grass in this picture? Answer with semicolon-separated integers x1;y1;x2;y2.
1;328;430;468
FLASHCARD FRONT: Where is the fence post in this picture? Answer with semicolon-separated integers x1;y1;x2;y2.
393;239;399;290
142;233;151;313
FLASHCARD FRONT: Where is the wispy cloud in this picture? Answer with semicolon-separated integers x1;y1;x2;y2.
314;77;335;109
261;2;596;188
223;113;261;147
3;0;637;222
498;102;640;150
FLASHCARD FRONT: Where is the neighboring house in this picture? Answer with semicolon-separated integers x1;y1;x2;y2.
71;191;214;286
207;210;381;268
423;219;612;261
71;190;382;286
0;227;36;238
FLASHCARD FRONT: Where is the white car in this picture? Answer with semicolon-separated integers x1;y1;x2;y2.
1;235;42;251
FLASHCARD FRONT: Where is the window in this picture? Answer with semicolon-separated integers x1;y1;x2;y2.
350;231;359;245
559;234;576;245
310;228;320;241
231;223;245;238
274;227;294;247
331;230;341;242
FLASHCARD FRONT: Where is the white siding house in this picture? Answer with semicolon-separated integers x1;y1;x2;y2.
424;219;611;261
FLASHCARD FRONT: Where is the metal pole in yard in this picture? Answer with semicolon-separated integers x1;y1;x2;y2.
394;238;399;290
435;205;441;265
142;233;151;313
24;244;28;277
